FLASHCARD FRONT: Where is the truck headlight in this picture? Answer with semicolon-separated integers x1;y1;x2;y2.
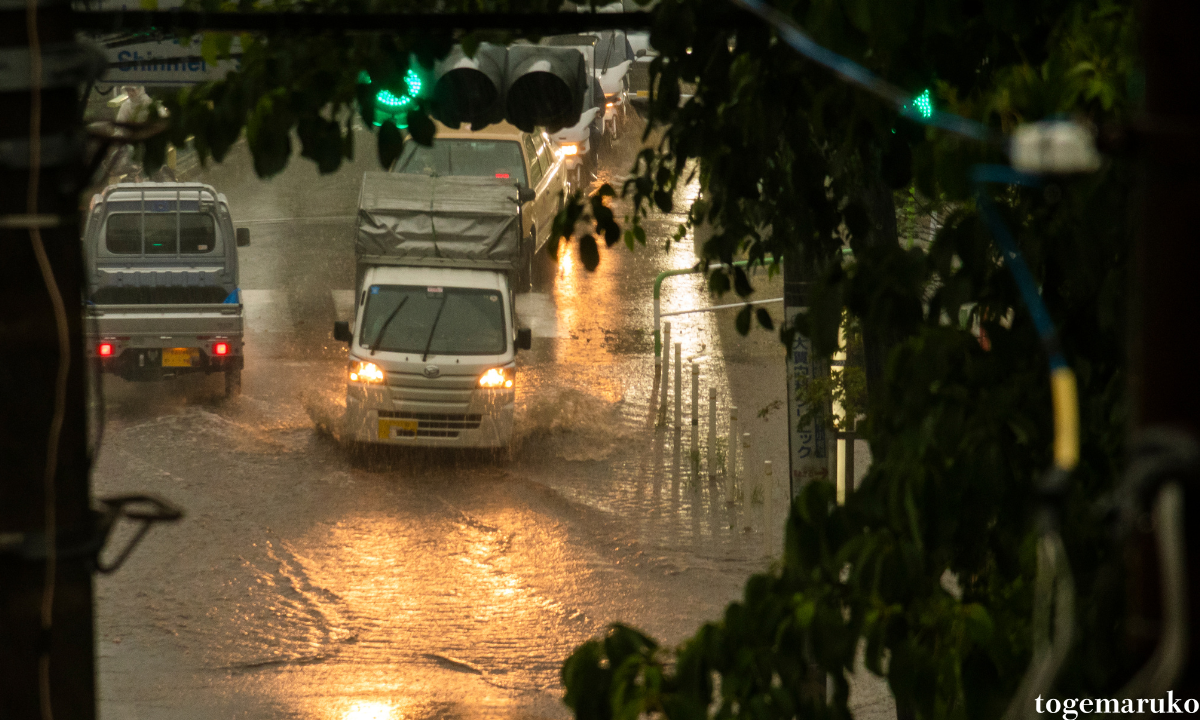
479;367;513;388
559;143;579;156
349;361;385;383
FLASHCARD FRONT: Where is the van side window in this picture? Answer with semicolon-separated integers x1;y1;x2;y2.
523;135;544;186
535;134;553;178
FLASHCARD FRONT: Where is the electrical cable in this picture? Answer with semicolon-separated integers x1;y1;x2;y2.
727;0;994;142
973;165;1081;719
26;0;69;717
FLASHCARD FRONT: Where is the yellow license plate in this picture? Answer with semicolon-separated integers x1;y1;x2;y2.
162;348;194;367
378;418;419;439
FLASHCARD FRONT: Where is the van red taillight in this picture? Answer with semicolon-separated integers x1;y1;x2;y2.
98;343;113;357
213;342;229;356
495;173;510;178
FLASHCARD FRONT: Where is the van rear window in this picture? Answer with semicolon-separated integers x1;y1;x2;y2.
392;140;527;185
105;213;217;255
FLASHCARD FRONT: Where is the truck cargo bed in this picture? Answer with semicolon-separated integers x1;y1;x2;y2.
85;303;244;344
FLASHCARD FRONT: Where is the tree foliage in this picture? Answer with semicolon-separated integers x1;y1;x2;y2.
557;0;1140;717
135;0;1141;715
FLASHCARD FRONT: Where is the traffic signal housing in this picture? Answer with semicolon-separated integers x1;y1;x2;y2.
429;43;589;133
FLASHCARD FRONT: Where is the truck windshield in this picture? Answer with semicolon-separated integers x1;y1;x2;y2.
392;140;527;185
361;285;507;356
105;212;217;255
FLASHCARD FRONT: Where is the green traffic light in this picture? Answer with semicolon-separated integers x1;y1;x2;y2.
911;88;933;119
360;68;424;127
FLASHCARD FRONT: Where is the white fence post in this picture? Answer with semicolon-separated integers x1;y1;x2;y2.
764;460;774;550
690;362;699;472
673;342;683;469
727;406;738;500
707;387;717;477
674;343;682;431
659;322;671;425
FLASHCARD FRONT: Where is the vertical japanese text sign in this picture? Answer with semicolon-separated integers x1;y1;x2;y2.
784;267;830;500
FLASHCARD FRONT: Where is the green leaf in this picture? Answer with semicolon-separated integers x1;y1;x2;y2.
733;266;753;297
407;108;435;146
579;234;600;271
963;603;994;645
200;33;233;66
736;305;751;335
653;190;673;214
756;307;774;330
377;120;404;170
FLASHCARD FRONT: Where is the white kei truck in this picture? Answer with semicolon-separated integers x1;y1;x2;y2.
333;172;533;450
83;183;250;397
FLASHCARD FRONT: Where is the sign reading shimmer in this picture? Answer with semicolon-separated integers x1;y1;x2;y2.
100;37;240;86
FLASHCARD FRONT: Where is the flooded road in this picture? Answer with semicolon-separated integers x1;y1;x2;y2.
91;121;803;719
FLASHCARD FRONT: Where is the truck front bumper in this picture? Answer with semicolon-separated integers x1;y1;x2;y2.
344;389;515;449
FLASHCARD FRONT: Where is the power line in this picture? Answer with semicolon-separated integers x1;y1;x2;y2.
73;9;655;34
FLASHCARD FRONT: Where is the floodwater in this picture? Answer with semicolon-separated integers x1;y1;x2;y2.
91;117;823;719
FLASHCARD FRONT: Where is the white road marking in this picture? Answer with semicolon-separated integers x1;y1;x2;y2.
240;289;291;332
515;293;567;339
331;289;356;321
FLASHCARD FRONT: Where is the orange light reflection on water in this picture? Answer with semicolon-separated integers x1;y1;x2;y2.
340;700;401;720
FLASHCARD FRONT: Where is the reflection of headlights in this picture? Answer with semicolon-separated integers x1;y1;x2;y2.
479;367;514;388
559;143;579;156
349;361;385;383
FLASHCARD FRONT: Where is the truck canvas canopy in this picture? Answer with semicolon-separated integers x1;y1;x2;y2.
356;173;522;270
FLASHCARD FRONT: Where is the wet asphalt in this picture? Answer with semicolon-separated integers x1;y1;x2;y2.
90;118;889;719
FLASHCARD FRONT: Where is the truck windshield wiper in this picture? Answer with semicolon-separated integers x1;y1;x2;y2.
369;297;408;356
421;295;448;362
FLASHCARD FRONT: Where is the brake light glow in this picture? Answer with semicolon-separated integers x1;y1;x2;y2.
213;342;229;356
98;343;113;357
495;172;510;178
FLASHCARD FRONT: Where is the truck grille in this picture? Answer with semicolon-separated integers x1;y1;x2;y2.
386;372;476;412
378;410;483;438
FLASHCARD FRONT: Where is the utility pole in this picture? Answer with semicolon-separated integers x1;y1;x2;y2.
0;0;97;717
1130;0;1200;696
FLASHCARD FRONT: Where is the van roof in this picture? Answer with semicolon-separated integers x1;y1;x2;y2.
96;182;229;208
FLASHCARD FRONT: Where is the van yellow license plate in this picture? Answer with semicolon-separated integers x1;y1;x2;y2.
378;418;418;439
162;348;194;367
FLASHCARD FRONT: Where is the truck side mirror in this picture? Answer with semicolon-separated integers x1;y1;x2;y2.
333;321;353;344
516;328;532;351
516;186;536;204
236;227;251;247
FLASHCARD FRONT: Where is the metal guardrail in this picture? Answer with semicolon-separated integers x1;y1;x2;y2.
652;249;857;357
652;256;776;357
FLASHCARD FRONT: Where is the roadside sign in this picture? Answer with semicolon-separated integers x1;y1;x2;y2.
784;265;831;498
99;36;239;86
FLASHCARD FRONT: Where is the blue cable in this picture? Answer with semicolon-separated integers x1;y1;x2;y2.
971;164;1066;370
728;0;993;142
